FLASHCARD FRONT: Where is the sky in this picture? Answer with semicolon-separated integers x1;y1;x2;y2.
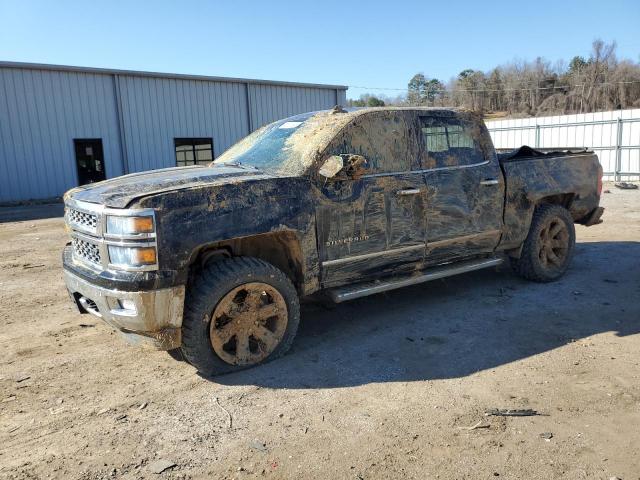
1;0;639;99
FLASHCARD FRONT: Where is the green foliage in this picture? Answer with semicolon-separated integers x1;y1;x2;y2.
366;96;385;107
347;94;385;108
458;69;475;80
569;56;588;73
407;73;444;105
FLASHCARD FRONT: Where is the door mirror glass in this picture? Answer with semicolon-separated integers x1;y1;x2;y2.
318;155;344;179
319;154;368;180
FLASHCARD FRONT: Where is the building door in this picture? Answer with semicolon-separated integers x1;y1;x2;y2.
74;139;106;185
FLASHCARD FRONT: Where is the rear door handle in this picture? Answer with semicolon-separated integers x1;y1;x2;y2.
396;188;421;196
480;179;499;186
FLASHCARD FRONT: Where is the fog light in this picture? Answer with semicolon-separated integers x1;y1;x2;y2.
108;245;157;268
119;299;137;312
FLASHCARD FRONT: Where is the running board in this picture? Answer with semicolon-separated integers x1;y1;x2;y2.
327;257;503;303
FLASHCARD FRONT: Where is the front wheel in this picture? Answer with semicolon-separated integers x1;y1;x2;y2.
511;204;576;282
180;257;300;376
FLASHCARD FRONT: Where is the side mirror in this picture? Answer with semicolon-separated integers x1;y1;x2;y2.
318;155;345;179
319;154;368;181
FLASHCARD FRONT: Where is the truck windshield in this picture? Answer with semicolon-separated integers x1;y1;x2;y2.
214;112;317;175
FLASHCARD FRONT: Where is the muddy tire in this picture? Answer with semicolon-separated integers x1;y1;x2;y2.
166;348;186;362
511;204;576;282
180;257;300;377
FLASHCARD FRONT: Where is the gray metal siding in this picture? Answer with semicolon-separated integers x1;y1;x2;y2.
0;68;122;202
0;64;347;202
117;75;251;173
248;84;341;129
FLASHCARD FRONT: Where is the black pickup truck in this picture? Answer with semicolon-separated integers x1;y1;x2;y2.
62;107;604;375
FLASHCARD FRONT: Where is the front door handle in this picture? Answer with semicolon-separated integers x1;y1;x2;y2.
480;179;499;186
396;188;421;196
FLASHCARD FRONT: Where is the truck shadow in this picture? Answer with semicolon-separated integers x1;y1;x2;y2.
213;240;640;389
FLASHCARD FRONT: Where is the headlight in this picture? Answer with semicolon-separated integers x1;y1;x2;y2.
108;245;157;267
106;215;154;235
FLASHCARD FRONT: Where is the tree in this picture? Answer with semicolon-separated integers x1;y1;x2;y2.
458;69;475;80
366;96;385;107
347;94;385;108
569;56;588;74
485;68;504;112
407;73;428;105
425;79;445;103
404;40;640;117
455;69;487;112
583;39;617;112
407;73;444;105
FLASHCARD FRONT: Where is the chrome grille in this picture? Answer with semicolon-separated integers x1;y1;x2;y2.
67;208;98;230
65;198;158;272
72;238;101;265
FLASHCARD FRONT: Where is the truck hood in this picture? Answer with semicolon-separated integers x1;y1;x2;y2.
68;164;275;208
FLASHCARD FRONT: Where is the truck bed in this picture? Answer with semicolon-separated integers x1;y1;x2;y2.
497;146;602;250
497;145;591;162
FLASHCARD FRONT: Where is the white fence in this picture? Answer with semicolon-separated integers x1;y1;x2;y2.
485;108;640;180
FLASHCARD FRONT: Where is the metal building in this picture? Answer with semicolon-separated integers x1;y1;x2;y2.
0;62;348;203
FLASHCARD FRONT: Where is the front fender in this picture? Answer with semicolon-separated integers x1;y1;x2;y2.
134;178;321;294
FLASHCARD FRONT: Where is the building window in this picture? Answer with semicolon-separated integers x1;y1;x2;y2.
174;138;214;166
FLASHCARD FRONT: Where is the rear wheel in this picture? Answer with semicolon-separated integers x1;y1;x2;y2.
180;257;300;376
511;204;575;282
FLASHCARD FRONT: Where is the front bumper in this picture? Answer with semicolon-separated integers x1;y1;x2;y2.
63;269;185;350
582;206;605;226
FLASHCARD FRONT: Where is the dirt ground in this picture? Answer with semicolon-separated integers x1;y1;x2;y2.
1;186;639;480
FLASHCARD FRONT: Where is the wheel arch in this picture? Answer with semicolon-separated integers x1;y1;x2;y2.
504;194;575;258
188;230;306;294
536;192;576;211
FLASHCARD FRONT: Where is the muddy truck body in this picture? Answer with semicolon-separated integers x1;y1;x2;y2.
62;107;604;375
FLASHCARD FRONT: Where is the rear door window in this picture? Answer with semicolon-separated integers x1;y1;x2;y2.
419;116;483;168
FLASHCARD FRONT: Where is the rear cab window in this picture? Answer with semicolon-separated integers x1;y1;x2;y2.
419;115;484;169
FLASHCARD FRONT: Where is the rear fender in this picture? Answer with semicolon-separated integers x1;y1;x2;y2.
498;152;600;250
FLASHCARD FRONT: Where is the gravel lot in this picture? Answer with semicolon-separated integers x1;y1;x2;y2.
1;185;639;480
